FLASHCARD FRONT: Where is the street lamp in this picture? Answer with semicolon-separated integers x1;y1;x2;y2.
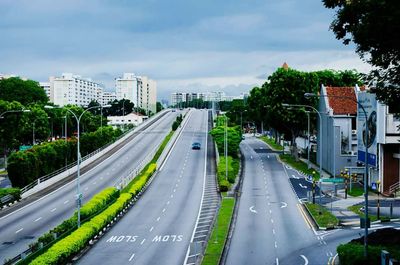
0;109;31;119
45;104;110;228
304;92;370;257
282;103;323;208
240;110;247;133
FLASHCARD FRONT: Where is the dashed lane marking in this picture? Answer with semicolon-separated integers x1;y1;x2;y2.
64;200;69;204
140;239;146;245
150;226;154;232
157;217;161;222
51;208;57;212
128;253;135;262
34;217;42;222
162;208;166;213
15;228;23;233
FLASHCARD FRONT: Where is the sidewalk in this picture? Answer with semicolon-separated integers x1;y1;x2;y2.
298;157;331;179
329;191;364;226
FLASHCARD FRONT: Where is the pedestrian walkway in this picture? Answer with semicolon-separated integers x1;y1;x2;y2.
328;192;364;226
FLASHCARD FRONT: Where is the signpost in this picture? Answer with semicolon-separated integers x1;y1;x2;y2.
19;145;32;151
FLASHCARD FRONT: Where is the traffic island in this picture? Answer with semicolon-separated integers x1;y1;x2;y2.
303;202;339;230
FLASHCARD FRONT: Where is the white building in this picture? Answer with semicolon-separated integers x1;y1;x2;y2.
100;91;116;106
115;73;157;115
49;73;104;107
39;82;51;101
107;112;148;128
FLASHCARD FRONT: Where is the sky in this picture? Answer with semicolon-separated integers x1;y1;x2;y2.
0;0;371;101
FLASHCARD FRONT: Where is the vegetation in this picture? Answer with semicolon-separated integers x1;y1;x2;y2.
346;205;391;223
0;77;48;105
279;154;320;180
210;116;241;158
7;126;122;188
260;136;283;151
202;197;235;265
348;186;364;197
216;156;239;191
0;187;21;201
305;202;338;228
172;114;183;131
323;0;400;115
337;228;400;265
30;193;132;265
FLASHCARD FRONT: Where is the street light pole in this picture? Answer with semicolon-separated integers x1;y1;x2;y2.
45;104;110;228
304;92;370;257
306;111;310;169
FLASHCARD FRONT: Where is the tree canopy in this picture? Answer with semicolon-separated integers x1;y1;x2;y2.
0;77;48;105
323;0;400;113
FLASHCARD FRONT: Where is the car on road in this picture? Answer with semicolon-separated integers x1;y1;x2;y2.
192;142;201;150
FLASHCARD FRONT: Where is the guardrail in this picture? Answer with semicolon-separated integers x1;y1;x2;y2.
19;110;170;196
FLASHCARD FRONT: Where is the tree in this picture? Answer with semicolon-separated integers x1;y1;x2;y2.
106;99;134;116
156;102;164;113
323;0;400;114
0;77;48;105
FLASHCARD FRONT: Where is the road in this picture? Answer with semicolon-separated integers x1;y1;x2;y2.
225;137;333;265
0;111;178;261
78;109;211;265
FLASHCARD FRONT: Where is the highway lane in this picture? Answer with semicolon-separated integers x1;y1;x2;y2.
78;109;209;265
0;111;178;261
226;137;323;265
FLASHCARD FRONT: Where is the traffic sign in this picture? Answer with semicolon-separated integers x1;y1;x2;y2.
19;145;32;151
321;178;344;183
371;182;377;190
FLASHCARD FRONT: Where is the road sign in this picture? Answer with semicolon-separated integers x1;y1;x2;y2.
371;182;377;190
321;178;344;183
19;145;32;151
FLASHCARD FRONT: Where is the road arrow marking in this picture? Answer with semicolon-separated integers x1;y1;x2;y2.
299;183;308;189
292;174;300;179
249;206;257;214
280;202;288;208
300;255;309;265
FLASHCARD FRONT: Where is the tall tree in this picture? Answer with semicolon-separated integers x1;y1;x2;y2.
323;0;400;113
0;77;48;105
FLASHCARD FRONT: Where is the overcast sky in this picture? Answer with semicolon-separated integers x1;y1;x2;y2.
0;0;371;101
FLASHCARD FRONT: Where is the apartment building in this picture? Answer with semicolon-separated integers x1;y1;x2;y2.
49;73;104;107
100;91;116;106
39;82;51;101
115;73;157;115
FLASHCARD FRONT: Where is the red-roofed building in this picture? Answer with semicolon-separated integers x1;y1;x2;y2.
317;85;363;176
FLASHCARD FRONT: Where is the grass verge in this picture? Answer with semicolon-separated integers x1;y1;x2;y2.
202;197;235;265
279;154;320;180
304;202;339;228
348;186;364;197
347;205;391;222
260;136;283;151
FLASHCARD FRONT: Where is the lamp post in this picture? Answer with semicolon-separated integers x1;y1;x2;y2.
45;104;110;228
225;115;228;180
282;103;323;208
376;180;380;220
304;92;370;258
240;110;247;133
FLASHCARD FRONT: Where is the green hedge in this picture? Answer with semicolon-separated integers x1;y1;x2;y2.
30;193;132;265
337;243;400;265
216;156;239;191
0;187;21;201
30;187;119;252
7;126;122;188
124;163;157;195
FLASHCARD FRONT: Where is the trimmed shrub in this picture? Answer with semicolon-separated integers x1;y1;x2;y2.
30;187;119;251
219;180;230;192
127;163;156;195
30;193;132;265
0;187;21;201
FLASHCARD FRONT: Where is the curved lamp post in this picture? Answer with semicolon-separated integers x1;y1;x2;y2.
0;109;31;119
45;104;110;227
304;92;370;257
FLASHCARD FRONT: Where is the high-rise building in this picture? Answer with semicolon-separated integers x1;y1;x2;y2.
48;73;104;107
115;73;157;115
39;82;51;101
101;91;116;106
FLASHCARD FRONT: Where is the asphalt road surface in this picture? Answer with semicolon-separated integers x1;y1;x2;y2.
0;111;177;261
226;137;335;265
78;109;209;265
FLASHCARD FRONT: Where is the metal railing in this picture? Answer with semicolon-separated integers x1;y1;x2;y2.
19;110;169;195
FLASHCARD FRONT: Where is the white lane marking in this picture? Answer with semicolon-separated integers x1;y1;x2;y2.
173;189;176;193
171;194;174;198
292;174;300;179
299;183;308;189
51;208;57;212
269;209;272;214
64;200;69;204
157;217;160;222
167;201;170;205
250;156;253;160
274;241;278;248
149;226;154;232
175;183;179;187
300;255;309;265
140;239;146;245
34;217;42;222
272;229;276;235
249;206;257;214
329;251;333;256
129;253;135;261
280;202;288;208
271;219;274;223
93;181;97;185
162;208;166;213
177;179;180;183
276;258;279;265
15;228;23;233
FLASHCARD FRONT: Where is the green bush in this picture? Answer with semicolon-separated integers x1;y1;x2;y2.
337;243;400;265
0;187;21;201
30;187;119;251
126;163;156;195
216;156;239;192
210;125;241;158
219;180;230;192
30;193;132;265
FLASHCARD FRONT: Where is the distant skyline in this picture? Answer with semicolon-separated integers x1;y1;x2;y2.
0;0;371;100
